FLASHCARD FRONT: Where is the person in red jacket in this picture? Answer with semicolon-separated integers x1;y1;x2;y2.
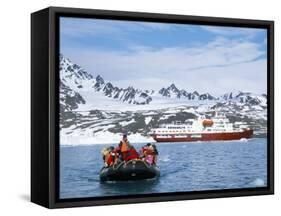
105;152;114;166
102;146;116;167
123;145;140;161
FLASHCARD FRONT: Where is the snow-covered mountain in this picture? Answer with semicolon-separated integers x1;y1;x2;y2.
60;55;153;107
159;84;216;100
60;55;266;112
220;91;267;107
59;55;268;144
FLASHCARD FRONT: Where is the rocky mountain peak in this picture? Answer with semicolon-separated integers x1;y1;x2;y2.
59;55;267;111
96;75;104;84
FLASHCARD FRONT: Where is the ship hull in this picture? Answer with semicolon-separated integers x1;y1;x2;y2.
152;129;253;142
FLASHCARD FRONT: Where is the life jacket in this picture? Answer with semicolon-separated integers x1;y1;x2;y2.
120;140;129;152
145;148;154;155
141;147;148;154
105;153;113;166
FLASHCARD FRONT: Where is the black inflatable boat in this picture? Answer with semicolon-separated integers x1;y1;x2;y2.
100;159;160;181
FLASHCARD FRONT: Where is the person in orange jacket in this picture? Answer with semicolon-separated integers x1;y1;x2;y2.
118;134;139;162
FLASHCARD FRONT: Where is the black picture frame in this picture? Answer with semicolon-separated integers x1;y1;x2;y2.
31;6;274;208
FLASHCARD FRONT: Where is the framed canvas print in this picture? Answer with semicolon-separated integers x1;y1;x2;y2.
31;7;274;208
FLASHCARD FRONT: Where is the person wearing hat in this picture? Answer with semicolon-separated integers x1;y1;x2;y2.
117;134;129;161
117;134;139;161
120;134;129;153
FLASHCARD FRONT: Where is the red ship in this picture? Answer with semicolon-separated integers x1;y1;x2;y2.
149;113;253;142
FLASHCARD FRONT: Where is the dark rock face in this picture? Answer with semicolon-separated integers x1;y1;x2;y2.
94;75;105;91
199;93;215;100
159;84;216;101
60;81;85;112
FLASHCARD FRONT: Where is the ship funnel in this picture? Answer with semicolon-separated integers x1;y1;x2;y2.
202;119;214;127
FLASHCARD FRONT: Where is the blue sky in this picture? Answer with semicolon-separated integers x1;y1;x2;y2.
60;17;267;95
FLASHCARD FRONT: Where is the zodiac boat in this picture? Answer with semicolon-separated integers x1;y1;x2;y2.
99;159;160;181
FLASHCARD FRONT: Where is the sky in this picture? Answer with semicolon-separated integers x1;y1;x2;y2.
60;17;267;96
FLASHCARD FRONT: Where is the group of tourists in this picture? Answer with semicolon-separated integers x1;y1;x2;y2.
101;134;158;167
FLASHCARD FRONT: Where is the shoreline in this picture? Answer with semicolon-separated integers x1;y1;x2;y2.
60;137;266;147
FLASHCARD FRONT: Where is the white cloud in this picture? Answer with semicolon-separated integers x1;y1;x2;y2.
62;37;266;96
201;26;266;39
60;17;172;38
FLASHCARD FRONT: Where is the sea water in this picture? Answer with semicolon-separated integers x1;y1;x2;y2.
60;138;267;199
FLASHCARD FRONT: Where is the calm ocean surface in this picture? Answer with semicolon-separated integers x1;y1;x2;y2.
60;138;267;199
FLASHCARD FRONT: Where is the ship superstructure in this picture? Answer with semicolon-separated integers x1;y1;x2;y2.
150;113;253;142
